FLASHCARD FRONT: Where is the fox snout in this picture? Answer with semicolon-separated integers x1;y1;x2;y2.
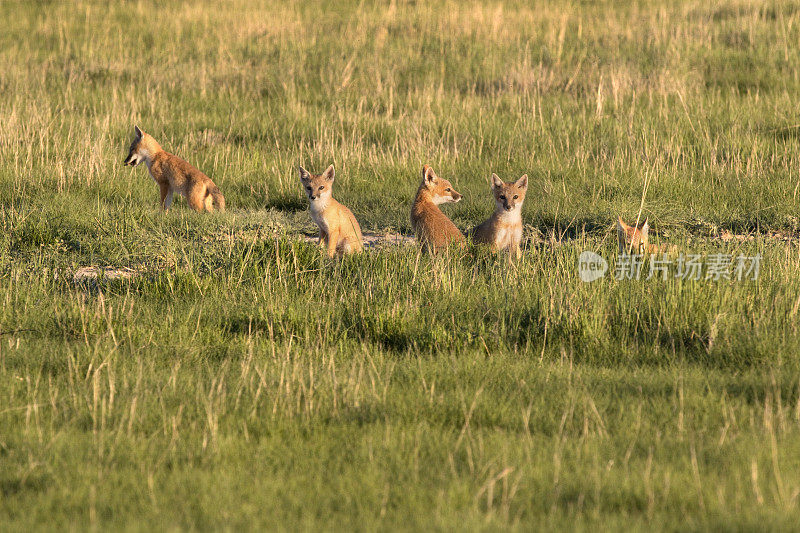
451;192;462;202
124;152;141;166
503;198;519;211
496;196;517;211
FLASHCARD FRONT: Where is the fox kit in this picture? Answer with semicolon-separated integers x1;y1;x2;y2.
124;125;225;212
472;173;528;259
299;164;363;257
410;165;464;253
616;216;650;253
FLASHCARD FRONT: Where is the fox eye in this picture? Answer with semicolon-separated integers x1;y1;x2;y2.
318;186;324;191
306;187;312;192
445;187;451;192
499;195;506;200
513;195;518;199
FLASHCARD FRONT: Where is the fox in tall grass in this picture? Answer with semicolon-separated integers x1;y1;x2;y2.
410;165;464;253
617;216;677;255
472;173;528;260
616;216;652;253
299;164;363;257
124;125;225;212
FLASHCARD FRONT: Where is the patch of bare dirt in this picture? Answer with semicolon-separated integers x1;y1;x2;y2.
73;266;140;284
298;232;415;249
717;229;794;243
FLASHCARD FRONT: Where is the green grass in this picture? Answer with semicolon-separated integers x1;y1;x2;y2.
3;0;800;530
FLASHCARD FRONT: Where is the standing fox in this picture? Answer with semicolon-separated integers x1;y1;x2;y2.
410;165;464;253
472;173;528;260
299;164;363;257
124;125;225;212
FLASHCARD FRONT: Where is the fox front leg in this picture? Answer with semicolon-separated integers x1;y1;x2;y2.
318;228;328;247
325;229;340;258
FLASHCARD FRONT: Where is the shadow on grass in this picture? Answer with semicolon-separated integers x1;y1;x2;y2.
0;473;53;497
264;194;306;212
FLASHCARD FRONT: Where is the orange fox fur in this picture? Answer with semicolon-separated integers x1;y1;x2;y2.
472;173;528;259
410;165;464;253
299;164;363;257
124;126;225;212
616;216;659;254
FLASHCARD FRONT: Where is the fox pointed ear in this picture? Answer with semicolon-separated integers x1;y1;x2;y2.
617;216;628;228
423;165;436;187
642;218;649;232
491;173;503;189
515;174;528;189
134;125;143;138
322;164;335;181
299;166;311;182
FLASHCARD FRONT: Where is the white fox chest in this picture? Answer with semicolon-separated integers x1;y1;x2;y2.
495;222;522;249
309;202;331;232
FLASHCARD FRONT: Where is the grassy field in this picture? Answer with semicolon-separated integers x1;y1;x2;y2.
3;0;800;530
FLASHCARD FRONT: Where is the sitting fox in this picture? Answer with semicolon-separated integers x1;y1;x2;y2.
124;126;225;212
472;173;528;259
299;164;363;257
410;165;464;253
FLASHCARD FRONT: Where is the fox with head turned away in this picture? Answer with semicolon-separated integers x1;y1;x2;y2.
410;165;464;253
